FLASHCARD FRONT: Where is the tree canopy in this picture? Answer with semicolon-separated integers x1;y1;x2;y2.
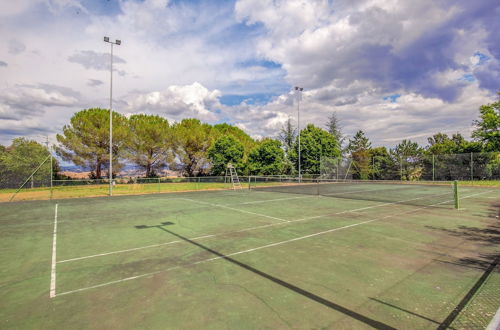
0;138;55;188
472;92;500;152
56;108;128;179
208;135;245;175
126;114;172;177
293;124;340;174
171;119;214;176
325;112;344;150
248;139;285;175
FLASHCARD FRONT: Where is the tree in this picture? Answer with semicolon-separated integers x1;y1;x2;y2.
0;138;55;188
278;118;297;175
346;130;371;153
292;124;340;175
126;114;172;177
472;92;500;152
56;108;128;179
392;139;423;180
369;147;398;180
212;123;256;153
426;132;480;155
278;118;296;156
346;130;372;179
248;139;285;175
171;119;215;176
208;135;245;175
325;112;344;150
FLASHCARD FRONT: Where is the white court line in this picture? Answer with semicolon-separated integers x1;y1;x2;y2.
180;198;290;223
58;234;216;264
236;195;315;205
49;203;58;298
57;191;452;263
55;190;493;297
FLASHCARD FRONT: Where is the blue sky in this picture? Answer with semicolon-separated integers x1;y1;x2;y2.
0;0;499;147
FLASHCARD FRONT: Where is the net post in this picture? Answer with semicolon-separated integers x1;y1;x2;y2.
248;175;251;190
453;180;459;209
157;177;161;193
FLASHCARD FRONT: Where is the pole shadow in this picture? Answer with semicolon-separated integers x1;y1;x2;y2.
135;222;395;330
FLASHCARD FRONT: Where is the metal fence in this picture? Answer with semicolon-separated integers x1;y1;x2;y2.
321;152;500;181
1;151;498;202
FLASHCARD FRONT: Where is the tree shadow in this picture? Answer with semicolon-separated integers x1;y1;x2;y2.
135;222;396;330
423;200;500;329
369;298;440;325
436;255;499;330
424;224;500;246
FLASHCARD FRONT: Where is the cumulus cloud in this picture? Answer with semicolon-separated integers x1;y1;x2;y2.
236;0;499;100
125;82;221;121
0;84;80;120
0;118;52;136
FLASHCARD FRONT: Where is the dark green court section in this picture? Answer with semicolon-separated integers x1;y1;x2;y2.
0;185;498;329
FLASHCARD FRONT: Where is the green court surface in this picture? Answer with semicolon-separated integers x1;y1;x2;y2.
0;183;498;329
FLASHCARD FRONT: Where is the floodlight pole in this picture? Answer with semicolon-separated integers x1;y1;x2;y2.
295;87;303;182
104;37;121;196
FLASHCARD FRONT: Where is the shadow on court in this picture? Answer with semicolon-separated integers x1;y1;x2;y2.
135;222;396;330
368;298;440;325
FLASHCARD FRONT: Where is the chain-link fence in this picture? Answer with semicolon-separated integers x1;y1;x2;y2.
0;154;53;202
2;151;498;202
321;152;500;181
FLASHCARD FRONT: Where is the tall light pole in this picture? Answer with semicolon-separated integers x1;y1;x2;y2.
295;86;303;181
104;36;121;196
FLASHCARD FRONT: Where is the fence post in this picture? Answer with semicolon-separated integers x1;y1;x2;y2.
248;176;251;190
372;156;375;180
336;158;340;181
432;154;435;181
50;154;53;200
470;152;474;181
400;156;403;180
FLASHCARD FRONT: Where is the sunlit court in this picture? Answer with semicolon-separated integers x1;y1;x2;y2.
1;181;498;329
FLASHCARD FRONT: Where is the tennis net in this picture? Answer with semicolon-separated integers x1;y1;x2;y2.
249;176;458;208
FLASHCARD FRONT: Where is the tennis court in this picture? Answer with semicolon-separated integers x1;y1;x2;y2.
1;181;499;329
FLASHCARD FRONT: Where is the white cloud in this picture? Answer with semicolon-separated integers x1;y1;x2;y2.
125;82;221;121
